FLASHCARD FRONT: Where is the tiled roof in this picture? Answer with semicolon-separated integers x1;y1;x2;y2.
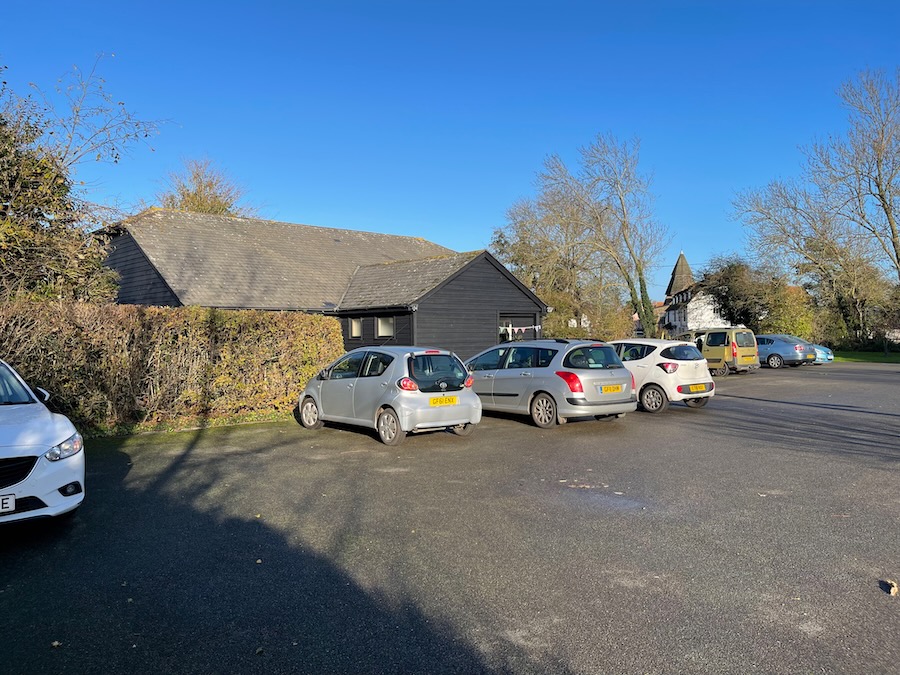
665;251;694;297
118;209;454;310
339;251;483;310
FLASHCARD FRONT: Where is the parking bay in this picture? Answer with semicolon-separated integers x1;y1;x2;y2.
2;363;898;673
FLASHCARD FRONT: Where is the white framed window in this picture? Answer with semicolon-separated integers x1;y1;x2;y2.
376;316;395;338
350;318;362;338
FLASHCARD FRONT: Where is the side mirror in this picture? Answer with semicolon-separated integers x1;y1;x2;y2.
35;387;50;403
318;369;329;381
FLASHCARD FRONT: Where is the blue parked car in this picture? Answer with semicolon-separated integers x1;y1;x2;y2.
808;343;834;364
755;334;817;368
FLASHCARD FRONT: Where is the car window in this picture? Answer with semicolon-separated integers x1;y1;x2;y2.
330;353;365;380
735;332;756;348
360;352;394;378
505;347;536;369
706;332;727;347
468;348;508;371
660;345;703;361
563;345;623;369
535;348;557;367
408;354;468;392
758;337;771;345
619;343;655;361
0;363;35;405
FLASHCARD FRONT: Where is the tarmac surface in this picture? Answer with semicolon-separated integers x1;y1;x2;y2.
2;362;899;673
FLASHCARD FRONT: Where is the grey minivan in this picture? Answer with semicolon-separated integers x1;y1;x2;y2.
465;339;636;428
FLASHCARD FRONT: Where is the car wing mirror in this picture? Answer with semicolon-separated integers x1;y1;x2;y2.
318;368;330;381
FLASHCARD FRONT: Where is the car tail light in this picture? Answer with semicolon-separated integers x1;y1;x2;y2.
398;377;418;391
555;371;583;393
464;374;474;388
731;341;738;358
631;373;636;394
793;344;804;352
657;362;678;374
424;350;441;354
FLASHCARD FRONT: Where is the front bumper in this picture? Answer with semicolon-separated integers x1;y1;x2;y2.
0;451;85;524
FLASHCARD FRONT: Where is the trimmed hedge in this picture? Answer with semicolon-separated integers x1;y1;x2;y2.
0;302;345;435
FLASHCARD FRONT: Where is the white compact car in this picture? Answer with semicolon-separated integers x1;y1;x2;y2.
0;359;85;524
609;339;715;413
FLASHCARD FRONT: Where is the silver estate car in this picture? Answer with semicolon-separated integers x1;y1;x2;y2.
465;339;636;428
298;346;482;445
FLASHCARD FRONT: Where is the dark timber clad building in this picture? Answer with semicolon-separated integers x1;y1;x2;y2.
105;209;546;359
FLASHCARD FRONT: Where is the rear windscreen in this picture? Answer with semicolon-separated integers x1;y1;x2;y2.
408;354;468;392
735;332;756;348
660;345;703;361
562;346;623;369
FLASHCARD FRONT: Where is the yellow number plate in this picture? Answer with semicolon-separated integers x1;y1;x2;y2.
601;384;623;394
429;396;458;407
742;355;754;361
806;354;814;359
689;384;706;393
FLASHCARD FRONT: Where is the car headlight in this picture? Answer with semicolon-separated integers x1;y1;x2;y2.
45;432;84;461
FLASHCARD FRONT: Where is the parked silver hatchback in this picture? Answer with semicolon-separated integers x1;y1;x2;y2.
298;346;482;445
465;339;636;428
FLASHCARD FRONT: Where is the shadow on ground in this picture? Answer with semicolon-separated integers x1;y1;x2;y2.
0;440;500;674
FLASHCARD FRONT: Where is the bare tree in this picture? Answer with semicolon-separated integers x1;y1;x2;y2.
807;69;900;283
497;134;668;337
157;158;256;217
1;58;158;301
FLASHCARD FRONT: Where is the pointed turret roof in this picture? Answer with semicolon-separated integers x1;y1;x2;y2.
665;251;694;297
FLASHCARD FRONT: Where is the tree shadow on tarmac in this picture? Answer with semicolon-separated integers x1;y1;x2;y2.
0;443;502;674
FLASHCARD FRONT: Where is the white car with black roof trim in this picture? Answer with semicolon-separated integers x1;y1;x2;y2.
610;338;715;413
464;339;636;428
298;346;482;445
0;359;85;524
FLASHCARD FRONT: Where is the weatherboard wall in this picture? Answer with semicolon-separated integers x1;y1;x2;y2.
105;232;181;307
413;256;543;359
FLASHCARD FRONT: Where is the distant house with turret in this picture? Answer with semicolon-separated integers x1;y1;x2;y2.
659;252;730;336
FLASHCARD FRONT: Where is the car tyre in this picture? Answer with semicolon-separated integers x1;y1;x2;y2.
451;423;475;437
711;363;729;377
639;384;669;413
684;397;709;409
299;397;324;430
530;393;557;429
377;408;406;446
767;354;784;369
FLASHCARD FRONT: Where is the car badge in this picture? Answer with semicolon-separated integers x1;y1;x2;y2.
440;382;448;391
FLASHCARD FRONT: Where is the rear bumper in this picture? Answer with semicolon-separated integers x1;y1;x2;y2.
396;397;483;431
561;396;637;417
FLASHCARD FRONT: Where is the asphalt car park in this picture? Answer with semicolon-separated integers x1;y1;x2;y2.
2;363;898;673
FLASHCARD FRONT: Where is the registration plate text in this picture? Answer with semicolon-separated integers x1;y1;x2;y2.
429;396;458;407
601;384;623;394
0;494;15;513
688;384;706;393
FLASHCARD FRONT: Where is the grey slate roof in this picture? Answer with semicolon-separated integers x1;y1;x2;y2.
339;251;483;310
118;209;454;310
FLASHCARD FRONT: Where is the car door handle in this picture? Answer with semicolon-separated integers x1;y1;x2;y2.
482;374;494;379
520;372;532;377
347;383;354;389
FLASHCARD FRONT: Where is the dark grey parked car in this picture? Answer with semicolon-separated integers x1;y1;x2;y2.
756;334;817;368
465;339;636;428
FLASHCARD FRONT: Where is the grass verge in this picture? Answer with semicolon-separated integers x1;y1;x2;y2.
834;351;900;364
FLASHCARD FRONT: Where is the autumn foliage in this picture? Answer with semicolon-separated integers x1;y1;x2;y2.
0;302;345;435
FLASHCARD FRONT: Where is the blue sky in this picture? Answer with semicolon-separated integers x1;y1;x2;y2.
3;1;898;299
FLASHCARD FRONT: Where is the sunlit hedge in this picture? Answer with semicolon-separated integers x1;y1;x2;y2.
0;302;345;435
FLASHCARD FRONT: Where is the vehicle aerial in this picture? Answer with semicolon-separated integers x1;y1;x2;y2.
298;346;481;446
609;339;715;413
464;339;636;428
676;327;759;376
755;334;817;368
0;359;84;524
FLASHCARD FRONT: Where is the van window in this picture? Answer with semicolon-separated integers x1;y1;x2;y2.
706;332;727;347
735;332;756;348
